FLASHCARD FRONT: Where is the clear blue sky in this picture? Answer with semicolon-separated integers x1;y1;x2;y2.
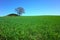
0;0;60;16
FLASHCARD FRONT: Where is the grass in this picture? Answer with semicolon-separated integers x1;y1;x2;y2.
0;16;60;40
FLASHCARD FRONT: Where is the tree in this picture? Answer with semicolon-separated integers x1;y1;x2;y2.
15;7;25;16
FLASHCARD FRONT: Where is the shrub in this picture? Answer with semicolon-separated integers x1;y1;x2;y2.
7;14;19;16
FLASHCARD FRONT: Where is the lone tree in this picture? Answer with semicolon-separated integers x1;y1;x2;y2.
15;7;25;16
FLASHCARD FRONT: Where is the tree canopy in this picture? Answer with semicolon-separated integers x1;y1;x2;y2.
15;7;25;16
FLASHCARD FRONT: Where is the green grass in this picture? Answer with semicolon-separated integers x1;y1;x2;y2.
0;16;60;40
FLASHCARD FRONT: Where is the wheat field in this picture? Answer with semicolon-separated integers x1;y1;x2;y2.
0;16;60;40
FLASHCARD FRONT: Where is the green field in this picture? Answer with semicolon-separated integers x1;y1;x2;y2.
0;16;60;40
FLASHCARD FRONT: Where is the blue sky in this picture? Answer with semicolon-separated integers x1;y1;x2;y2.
0;0;60;16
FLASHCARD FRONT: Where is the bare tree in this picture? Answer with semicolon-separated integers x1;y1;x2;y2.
15;7;25;16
